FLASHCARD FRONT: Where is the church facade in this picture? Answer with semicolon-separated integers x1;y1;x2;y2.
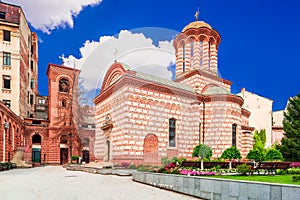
94;19;255;165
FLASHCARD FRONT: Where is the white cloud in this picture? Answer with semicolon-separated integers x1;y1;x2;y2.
62;29;177;104
5;0;102;33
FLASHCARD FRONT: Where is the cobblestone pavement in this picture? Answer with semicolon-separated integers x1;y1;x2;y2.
0;166;200;200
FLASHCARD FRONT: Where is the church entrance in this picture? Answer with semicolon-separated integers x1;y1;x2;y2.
60;148;68;165
82;150;90;163
143;134;158;164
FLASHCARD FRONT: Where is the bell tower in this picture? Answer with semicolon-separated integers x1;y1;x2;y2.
173;13;221;78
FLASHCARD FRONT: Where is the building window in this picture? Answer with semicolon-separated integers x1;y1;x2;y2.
0;12;5;19
59;78;69;93
3;30;11;42
3;52;11;66
169;118;176;147
62;99;67;107
30;78;34;89
232;123;237;147
2;99;11;108
30;95;34;105
30;60;34;71
200;40;203;68
190;41;194;57
3;75;11;89
38;99;45;104
182;45;186;72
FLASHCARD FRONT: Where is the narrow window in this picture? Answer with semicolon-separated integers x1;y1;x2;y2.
30;95;34;105
200;40;203;68
169;118;176;147
208;42;211;70
3;75;11;89
2;99;11;108
3;52;11;66
232;123;237;147
62;99;67;107
30;60;34;71
30;78;34;89
190;41;194;57
182;45;186;72
3;30;11;42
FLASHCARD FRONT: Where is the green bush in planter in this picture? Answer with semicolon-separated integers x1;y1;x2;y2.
237;164;252;175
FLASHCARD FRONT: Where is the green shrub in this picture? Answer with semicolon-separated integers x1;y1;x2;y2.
237;164;252;175
289;168;300;174
128;164;137;169
292;175;300;182
71;155;79;160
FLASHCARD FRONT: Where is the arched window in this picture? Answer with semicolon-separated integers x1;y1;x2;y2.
59;78;69;93
169;118;176;147
60;135;68;144
232;123;237;147
62;99;67;108
32;134;41;144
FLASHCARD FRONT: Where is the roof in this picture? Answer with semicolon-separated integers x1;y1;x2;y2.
182;20;212;32
134;70;195;93
202;85;231;95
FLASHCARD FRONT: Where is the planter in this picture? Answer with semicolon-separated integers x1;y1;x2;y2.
133;172;300;200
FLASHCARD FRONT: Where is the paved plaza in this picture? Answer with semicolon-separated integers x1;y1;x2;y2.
0;166;200;200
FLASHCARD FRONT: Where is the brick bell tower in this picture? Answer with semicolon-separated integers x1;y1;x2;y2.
173;13;221;78
46;64;82;164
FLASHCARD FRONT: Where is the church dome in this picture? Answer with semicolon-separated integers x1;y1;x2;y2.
182;21;212;32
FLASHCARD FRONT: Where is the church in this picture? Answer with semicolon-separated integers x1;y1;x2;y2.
94;18;255;165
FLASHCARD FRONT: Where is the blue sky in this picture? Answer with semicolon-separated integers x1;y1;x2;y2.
7;0;300;111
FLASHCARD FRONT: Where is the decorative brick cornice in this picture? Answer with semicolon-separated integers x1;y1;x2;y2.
173;28;221;50
174;69;232;86
204;94;244;106
241;108;251;117
241;125;255;131
101;62;128;91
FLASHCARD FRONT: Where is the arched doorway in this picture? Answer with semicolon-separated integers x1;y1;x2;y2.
143;134;158;164
82;138;90;163
60;134;68;165
32;134;41;163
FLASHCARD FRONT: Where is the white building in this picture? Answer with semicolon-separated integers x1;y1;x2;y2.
237;88;273;147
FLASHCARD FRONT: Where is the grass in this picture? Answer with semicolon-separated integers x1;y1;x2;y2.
209;174;300;185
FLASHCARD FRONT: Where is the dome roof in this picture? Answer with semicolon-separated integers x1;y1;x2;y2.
202;85;231;95
182;20;212;32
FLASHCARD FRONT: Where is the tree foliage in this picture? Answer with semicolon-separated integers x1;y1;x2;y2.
192;144;212;160
279;94;300;161
253;129;266;152
266;149;283;161
221;146;242;160
246;149;265;161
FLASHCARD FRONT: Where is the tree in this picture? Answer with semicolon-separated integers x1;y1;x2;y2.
278;93;300;161
253;130;266;152
221;146;242;169
192;144;212;170
266;149;283;161
246;149;265;162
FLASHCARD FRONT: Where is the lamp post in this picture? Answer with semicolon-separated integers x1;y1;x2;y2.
4;122;10;162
